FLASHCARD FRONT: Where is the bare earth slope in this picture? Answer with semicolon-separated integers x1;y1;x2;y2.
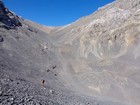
0;0;140;105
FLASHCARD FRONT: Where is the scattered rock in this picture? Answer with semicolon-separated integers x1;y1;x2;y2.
27;27;34;32
9;97;14;101
15;36;20;39
47;69;50;72
0;36;4;42
49;90;53;94
0;91;2;96
52;66;56;69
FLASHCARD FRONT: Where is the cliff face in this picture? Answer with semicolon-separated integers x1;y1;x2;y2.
0;0;140;105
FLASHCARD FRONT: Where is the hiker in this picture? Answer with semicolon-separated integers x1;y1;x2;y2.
41;79;45;86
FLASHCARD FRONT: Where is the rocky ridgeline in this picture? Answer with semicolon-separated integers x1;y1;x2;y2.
0;1;22;29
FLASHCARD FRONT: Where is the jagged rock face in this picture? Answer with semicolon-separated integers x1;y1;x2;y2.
0;1;22;28
50;0;140;105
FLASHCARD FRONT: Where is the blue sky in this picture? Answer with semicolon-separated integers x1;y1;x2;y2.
3;0;114;26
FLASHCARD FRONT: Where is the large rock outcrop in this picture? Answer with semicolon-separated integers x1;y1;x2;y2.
0;1;22;29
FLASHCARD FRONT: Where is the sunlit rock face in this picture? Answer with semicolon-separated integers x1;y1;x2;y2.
50;0;140;105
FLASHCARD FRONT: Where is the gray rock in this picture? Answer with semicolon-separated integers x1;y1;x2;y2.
0;36;4;42
0;1;22;28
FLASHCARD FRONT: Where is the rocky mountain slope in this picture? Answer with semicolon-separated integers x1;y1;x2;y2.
50;0;140;105
0;0;140;105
